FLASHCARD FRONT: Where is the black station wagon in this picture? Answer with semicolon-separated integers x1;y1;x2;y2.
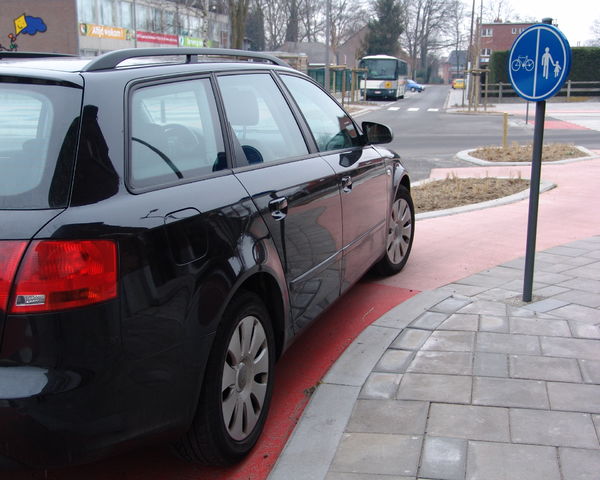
0;48;414;468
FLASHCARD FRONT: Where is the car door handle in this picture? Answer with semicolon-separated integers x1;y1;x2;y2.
269;196;288;221
341;176;353;193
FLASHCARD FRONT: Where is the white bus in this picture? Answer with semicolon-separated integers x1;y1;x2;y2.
358;54;410;101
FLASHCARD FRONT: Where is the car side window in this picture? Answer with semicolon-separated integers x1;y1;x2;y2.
217;73;308;165
281;74;362;152
129;78;225;189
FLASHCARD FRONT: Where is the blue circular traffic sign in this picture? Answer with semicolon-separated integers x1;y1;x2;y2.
508;24;571;101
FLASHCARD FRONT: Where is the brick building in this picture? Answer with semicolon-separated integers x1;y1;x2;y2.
478;21;534;66
0;0;229;56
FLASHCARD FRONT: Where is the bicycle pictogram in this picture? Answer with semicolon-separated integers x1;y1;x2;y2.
511;55;534;72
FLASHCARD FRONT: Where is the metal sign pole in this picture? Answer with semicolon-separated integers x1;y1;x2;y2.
523;100;546;302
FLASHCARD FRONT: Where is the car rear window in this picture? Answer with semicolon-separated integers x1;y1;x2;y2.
0;82;82;209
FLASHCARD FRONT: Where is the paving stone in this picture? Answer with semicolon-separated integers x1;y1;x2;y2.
473;377;549;409
419;436;467;480
476;332;541;355
501;279;549;291
521;298;569;312
326;473;413;480
594;414;600;437
458;299;507;316
507;305;557;318
430;296;472;314
346;400;428;435
438;313;479;331
541;336;600;360
562;261;600;280
440;283;489;297
421;331;475;352
547;382;600;413
374;350;414;373
455;274;510;289
323;325;400;387
479;315;509;333
510;355;582;382
474;352;508;377
550;303;599;323
510;409;598;448
427;404;509;442
538;251;597;266
559;447;600;480
407;351;472;376
374;290;452;329
330;433;422;476
558;277;600;294
480;265;524;279
390;328;431;350
553;289;600;308
568;321;600;339
509;317;571;337
466;441;561;480
474;288;521;301
360;372;403;399
534;284;571;297
531;271;574;285
566;238;600;250
397;373;472;404
579;359;600;384
410;311;448;330
545;245;590;257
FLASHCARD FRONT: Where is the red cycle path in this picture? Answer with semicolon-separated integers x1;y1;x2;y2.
13;281;416;480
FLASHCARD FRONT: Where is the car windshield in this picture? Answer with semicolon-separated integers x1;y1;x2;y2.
0;82;81;209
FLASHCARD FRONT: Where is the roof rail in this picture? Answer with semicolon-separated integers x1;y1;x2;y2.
0;52;76;60
82;48;290;72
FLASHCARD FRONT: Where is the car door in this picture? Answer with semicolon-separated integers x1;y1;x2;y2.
279;74;389;292
218;72;343;332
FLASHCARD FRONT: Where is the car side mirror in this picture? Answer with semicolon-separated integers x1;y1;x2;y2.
362;121;393;145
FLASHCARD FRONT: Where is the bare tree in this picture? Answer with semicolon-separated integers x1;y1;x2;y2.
263;0;290;49
482;0;513;23
298;0;324;42
229;0;251;48
403;0;456;79
589;17;600;46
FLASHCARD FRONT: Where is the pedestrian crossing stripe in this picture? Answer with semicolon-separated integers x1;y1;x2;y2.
407;107;420;111
428;108;439;112
388;107;400;111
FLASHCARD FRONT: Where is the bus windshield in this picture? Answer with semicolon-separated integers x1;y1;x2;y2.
359;59;398;80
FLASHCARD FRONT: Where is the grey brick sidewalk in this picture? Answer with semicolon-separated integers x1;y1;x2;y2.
269;236;600;480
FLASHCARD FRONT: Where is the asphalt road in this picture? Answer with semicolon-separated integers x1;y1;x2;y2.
357;84;600;181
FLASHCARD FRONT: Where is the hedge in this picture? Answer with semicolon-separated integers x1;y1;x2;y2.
489;47;600;85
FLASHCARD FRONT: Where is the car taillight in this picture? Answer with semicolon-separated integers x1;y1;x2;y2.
10;240;117;314
0;241;28;313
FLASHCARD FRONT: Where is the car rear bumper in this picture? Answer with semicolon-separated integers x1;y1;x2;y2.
0;300;213;468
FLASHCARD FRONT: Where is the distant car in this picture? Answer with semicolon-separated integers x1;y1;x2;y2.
406;79;425;92
452;78;465;89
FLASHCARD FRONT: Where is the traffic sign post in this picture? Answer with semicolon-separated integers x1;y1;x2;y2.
508;19;571;302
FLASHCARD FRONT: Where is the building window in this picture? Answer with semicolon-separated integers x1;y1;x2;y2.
78;0;97;23
481;28;493;37
119;1;133;29
512;27;525;35
481;48;492;57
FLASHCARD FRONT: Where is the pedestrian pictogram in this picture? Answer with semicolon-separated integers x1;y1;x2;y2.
508;23;571;102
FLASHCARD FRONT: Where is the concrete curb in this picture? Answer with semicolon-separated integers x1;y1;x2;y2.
456;146;598;166
267;289;453;480
413;178;556;220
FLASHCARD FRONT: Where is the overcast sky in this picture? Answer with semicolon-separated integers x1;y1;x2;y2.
474;0;598;46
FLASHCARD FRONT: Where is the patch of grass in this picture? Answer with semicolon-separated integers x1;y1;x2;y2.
413;174;530;214
470;143;587;163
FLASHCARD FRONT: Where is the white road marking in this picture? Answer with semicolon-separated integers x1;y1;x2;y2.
428;108;439;112
388;107;400;111
407;108;420;112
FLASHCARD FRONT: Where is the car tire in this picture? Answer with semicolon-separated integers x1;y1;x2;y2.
375;186;414;276
173;291;275;465
410;87;416;92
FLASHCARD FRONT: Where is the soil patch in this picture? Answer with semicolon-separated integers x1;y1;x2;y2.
413;176;530;214
470;143;587;162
